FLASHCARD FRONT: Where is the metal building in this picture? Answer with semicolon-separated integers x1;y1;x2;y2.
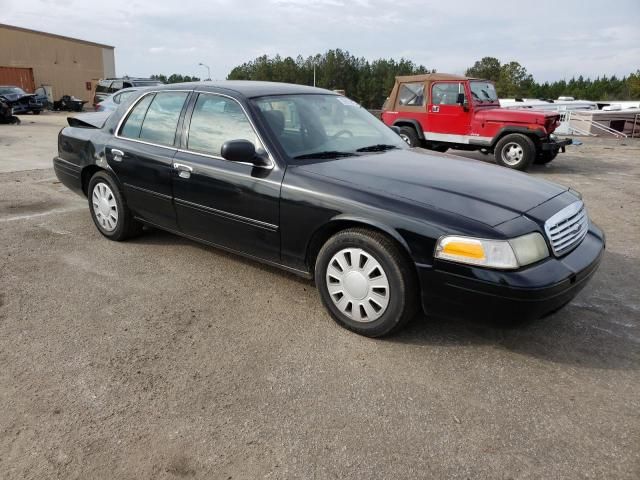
0;23;115;102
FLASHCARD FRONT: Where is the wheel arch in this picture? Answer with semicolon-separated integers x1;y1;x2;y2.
490;127;545;150
392;119;425;139
81;164;120;196
305;215;414;275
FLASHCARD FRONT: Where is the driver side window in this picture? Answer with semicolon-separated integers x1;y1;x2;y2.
431;82;464;105
187;94;262;157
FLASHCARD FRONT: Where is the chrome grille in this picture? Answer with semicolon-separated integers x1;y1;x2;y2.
544;201;589;256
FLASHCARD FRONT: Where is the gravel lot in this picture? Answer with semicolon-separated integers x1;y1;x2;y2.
1;112;639;479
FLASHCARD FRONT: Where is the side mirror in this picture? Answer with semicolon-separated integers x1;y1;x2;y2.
457;93;469;111
221;140;269;167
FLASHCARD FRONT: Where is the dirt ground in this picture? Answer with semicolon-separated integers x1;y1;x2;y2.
0;113;639;479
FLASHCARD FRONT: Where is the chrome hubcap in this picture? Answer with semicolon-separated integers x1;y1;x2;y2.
92;182;118;232
400;134;411;145
501;142;523;165
326;248;390;323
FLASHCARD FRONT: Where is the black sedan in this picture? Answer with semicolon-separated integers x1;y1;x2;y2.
53;82;604;337
0;86;43;114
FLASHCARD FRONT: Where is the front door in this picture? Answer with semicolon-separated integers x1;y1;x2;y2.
106;90;190;230
171;92;283;262
427;81;472;139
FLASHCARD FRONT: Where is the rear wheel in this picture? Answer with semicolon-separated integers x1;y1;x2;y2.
494;133;535;171
315;228;418;337
88;171;142;241
535;150;558;164
398;126;421;147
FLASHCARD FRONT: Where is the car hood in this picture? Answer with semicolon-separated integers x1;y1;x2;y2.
474;106;560;125
296;149;567;227
1;92;34;102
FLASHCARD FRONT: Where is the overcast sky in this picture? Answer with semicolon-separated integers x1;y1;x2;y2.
2;0;639;82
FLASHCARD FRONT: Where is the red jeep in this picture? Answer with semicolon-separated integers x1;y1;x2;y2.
381;74;571;170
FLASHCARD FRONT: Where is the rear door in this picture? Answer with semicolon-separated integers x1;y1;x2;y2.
427;81;471;137
106;90;190;229
171;92;283;261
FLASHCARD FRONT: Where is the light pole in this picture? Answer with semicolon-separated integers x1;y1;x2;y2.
313;60;316;87
198;62;211;81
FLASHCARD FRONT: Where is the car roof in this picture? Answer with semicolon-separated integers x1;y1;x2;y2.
154;81;337;98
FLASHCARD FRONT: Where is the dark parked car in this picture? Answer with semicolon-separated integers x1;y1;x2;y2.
53;82;604;337
93;78;163;108
0;85;43;114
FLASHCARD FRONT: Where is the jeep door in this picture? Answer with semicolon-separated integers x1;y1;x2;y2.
427;81;472;137
105;90;190;230
171;92;282;262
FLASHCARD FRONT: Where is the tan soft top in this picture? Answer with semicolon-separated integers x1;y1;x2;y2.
393;73;477;83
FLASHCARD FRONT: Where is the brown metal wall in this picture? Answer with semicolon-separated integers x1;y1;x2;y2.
0;67;35;92
0;25;115;102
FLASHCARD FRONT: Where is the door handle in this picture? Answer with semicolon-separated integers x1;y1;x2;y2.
111;149;124;162
173;162;193;179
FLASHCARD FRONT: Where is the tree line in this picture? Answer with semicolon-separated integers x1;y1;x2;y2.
150;51;639;108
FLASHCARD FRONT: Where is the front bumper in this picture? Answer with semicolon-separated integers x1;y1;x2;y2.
542;138;572;152
417;222;605;322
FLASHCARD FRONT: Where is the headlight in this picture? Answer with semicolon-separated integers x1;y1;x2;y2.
435;233;549;270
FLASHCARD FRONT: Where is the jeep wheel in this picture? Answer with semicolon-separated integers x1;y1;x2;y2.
535;150;558;165
398;127;421;147
495;134;535;171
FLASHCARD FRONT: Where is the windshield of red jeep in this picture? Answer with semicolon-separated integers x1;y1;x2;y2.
470;81;499;103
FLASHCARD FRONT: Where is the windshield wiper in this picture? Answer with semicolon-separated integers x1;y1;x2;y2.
481;89;494;101
293;151;358;160
356;144;399;152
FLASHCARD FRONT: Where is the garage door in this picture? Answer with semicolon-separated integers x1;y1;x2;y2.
0;67;36;92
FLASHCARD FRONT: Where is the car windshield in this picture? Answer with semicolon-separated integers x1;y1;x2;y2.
0;87;25;95
469;81;499;103
252;94;407;159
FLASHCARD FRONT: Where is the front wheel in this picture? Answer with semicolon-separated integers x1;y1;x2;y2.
494;133;535;171
88;171;142;241
315;228;418;337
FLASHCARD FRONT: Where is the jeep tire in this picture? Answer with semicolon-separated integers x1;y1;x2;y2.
494;133;535;171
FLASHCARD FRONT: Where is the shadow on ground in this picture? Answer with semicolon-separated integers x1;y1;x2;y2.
130;228;639;371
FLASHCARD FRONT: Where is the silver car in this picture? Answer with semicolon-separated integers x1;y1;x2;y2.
95;87;144;112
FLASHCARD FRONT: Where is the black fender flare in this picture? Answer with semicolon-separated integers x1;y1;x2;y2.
489;127;547;148
391;118;425;140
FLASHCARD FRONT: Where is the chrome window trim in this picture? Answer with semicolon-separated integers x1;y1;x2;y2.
114;89;192;149
113;89;275;170
185;90;275;170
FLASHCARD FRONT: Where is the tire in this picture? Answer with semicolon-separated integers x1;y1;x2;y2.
398;126;421;147
494;133;535;171
88;171;142;241
315;228;418;337
32;110;41;115
535;150;558;165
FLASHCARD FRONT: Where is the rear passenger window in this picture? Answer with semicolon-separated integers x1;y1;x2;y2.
110;81;123;92
398;82;425;106
139;92;188;146
187;94;262;156
119;92;188;146
96;81;111;93
120;94;154;139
